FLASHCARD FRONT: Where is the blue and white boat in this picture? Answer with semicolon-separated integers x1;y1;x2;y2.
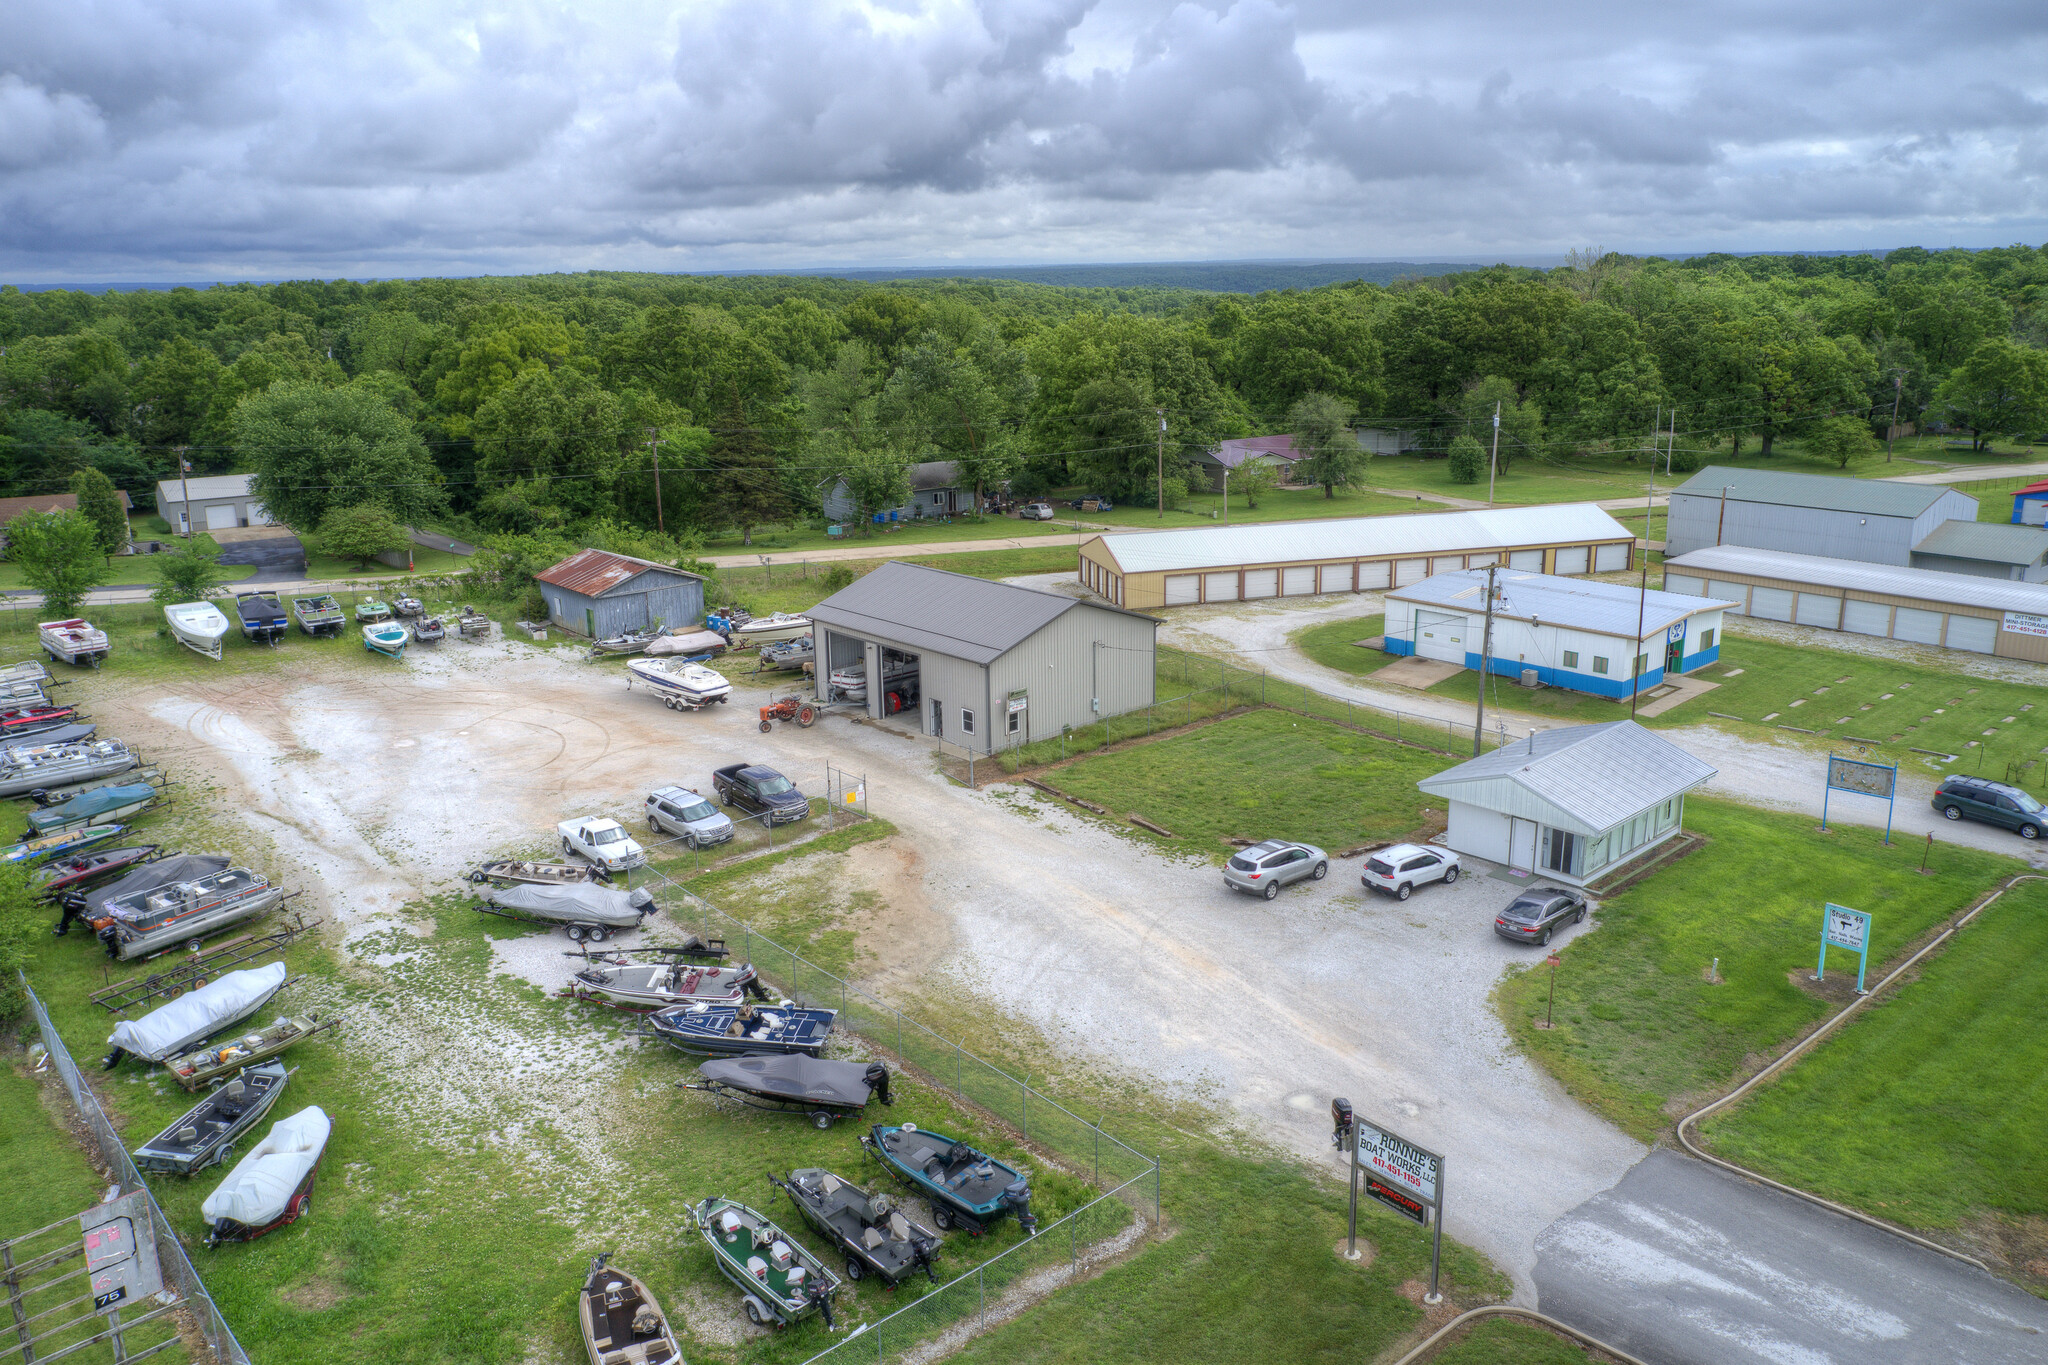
860;1123;1036;1235
644;1000;835;1057
361;622;409;659
625;656;731;710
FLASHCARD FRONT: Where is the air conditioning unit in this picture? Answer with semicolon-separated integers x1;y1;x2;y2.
1520;668;1541;688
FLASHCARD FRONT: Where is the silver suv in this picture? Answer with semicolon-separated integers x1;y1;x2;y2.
1223;840;1329;900
646;785;735;848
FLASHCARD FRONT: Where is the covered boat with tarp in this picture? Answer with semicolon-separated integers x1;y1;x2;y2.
769;1168;938;1285
688;1196;840;1330
234;591;289;646
106;960;289;1067
861;1123;1036;1235
645;628;726;658
96;865;283;960
201;1105;331;1246
1;723;97;757
476;881;655;942
133;1060;290;1175
578;1255;682;1365
689;1055;888;1128
25;780;161;837
0;737;132;798
71;851;228;926
644;1000;835;1057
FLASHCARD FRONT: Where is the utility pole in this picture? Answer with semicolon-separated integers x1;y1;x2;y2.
1474;562;1499;756
1631;468;1653;718
1156;410;1167;520
1886;373;1902;462
175;446;192;538
645;427;666;534
1487;401;1500;507
1221;464;1229;525
1666;407;1678;478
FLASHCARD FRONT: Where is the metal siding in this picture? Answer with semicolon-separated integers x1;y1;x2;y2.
1910;553;2011;580
985;605;1156;750
1841;599;1891;636
1164;574;1200;605
1719;503;1919;565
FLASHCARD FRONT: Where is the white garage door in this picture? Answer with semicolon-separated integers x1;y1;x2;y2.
1554;546;1591;575
1893;607;1944;644
1842;599;1891;636
1357;560;1391;590
204;504;239;531
1468;552;1499;568
1749;586;1795;621
1794;593;1842;629
1946;614;1997;653
1319;563;1353;593
1394;558;1427;586
1164;574;1199;605
1429;555;1464;575
1708;581;1749;611
1415;610;1467;663
1204;571;1239;602
1243;569;1278;598
1281;566;1316;596
1509;549;1544;571
1663;573;1705;596
1594;542;1629;571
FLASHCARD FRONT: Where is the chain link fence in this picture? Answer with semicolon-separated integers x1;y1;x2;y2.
20;978;251;1365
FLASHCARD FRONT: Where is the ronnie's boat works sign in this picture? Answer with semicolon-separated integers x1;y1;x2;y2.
1355;1119;1441;1207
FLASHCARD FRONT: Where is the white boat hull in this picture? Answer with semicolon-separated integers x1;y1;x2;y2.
164;603;230;660
627;658;732;708
734;614;811;645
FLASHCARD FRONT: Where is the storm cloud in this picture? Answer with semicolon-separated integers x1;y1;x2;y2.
1;0;2043;279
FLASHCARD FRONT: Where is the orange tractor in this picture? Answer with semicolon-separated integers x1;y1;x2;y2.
759;696;819;732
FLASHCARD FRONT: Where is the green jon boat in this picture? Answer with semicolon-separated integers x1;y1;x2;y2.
164;1012;341;1091
688;1195;840;1329
355;598;393;623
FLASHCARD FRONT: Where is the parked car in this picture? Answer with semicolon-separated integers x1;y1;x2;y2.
558;816;648;872
1931;775;2045;839
645;785;735;848
1361;844;1460;900
1019;502;1057;521
1493;886;1587;946
1222;840;1329;900
1067;495;1113;511
711;763;811;825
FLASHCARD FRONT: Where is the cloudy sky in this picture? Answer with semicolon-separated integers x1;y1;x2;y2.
2;0;2045;281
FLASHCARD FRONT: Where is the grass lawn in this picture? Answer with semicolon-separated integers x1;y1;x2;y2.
1494;798;2021;1143
1951;474;2048;522
1070;483;1432;529
1048;708;1449;857
301;546;471;581
1699;879;2048;1233
703;516;1077;555
1426;1318;1604;1364
713;545;1079;618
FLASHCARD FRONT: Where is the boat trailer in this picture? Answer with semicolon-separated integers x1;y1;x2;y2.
89;910;319;1014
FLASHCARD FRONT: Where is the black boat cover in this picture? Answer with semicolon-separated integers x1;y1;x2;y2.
699;1054;881;1108
79;853;231;917
5;723;95;752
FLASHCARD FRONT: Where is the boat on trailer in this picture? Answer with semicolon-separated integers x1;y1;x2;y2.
362;622;409;658
96;866;285;960
732;612;813;647
769;1167;939;1285
0;660;51;688
165;601;231;659
0;738;134;799
566;953;761;1011
474;881;655;943
625;657;732;710
2;723;97;756
35;843;160;902
644;1000;836;1057
200;1105;331;1246
165;1012;337;1091
469;858;605;887
3;823;124;866
133;1060;290;1175
860;1122;1036;1235
25;780;161;836
688;1195;840;1329
234;591;289;646
411;613;445;644
106;961;290;1067
393;595;424;618
578;1255;682;1365
292;595;345;638
689;1055;890;1129
587;622;667;658
0;703;82;739
38;619;108;667
355;597;393;623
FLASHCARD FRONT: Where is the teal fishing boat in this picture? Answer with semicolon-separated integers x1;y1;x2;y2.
362;622;409;659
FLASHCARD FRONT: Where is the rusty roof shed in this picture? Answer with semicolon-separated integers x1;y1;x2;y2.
534;549;706;638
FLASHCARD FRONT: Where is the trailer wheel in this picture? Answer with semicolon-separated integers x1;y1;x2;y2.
186;938;204;954
586;925;608;943
566;924;586;942
743;1298;768;1327
844;1257;865;1281
797;706;817;727
931;1206;953;1230
812;1112;834;1130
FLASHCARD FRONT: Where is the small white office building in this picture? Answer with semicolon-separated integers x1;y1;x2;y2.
1418;721;1717;885
1383;569;1728;700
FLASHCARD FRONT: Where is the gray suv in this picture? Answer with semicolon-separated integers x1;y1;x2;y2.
1932;776;2044;840
1223;840;1329;900
646;785;736;848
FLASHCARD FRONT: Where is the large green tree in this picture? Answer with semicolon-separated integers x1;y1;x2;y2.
7;509;105;617
470;368;626;527
148;537;227;609
880;331;1032;512
319;503;410;570
1286;392;1364;497
1229;292;1384;419
70;467;128;556
237;379;445;529
1935;339;2048;450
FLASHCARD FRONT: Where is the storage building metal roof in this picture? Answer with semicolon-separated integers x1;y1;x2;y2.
1418;721;1718;836
1388;569;1726;638
1910;520;2048;566
1089;503;1631;575
807;560;1159;665
535;548;703;597
1665;545;2048;614
154;473;256;504
1670;466;1960;518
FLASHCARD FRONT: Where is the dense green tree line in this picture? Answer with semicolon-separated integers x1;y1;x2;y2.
1;248;2044;549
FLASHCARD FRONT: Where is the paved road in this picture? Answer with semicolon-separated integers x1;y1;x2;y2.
1535;1151;2048;1365
1879;460;2048;485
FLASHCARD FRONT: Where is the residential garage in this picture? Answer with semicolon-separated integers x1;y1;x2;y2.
1077;504;1634;610
1664;544;2048;662
806;561;1160;755
154;474;272;534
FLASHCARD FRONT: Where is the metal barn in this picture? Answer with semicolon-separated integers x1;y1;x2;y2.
805;561;1159;755
533;548;706;638
1665;466;1977;566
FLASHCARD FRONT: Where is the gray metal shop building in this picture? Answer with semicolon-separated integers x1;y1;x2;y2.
806;561;1160;754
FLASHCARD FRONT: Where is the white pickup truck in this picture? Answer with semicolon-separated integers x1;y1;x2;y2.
557;817;647;873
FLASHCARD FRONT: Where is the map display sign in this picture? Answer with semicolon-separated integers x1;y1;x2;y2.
1354;1118;1442;1207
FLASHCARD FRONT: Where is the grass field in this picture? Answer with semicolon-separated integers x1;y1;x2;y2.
705;515;1078;555
1049;708;1449;857
713;545;1078;618
300;545;471;580
1494;798;2019;1143
1699;879;2048;1233
1426;1318;1602;1364
1069;483;1436;528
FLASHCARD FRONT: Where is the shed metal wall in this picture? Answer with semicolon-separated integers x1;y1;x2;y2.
1668;488;1975;564
1661;566;2048;663
539;577;704;637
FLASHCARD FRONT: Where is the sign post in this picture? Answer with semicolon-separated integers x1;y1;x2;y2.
1815;902;1872;994
1822;754;1898;844
1329;1107;1446;1301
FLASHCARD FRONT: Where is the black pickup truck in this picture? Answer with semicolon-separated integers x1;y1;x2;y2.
711;763;811;825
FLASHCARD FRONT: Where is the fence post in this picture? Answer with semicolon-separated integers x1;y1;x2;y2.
956;1043;962;1094
980;1267;987;1329
1021;1081;1028;1138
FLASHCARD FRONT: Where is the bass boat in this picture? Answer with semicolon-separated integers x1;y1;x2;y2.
566;954;761;1011
644;1000;835;1057
860;1122;1036;1235
133;1061;290;1175
689;1055;889;1129
769;1168;938;1285
36;843;160;902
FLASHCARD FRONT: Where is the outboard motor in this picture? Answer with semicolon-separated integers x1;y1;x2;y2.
810;1283;834;1330
1002;1178;1036;1234
628;888;656;914
864;1062;893;1106
1331;1097;1354;1151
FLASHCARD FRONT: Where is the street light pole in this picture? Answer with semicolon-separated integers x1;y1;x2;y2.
176;446;192;539
1886;373;1902;462
1486;401;1500;507
1474;563;1498;756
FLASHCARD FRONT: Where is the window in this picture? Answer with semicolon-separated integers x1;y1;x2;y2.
960;708;975;734
1634;653;1650;677
1593;656;1610;675
1543;829;1577;874
1699;628;1716;651
1562;650;1579;669
1007;707;1021;735
930;492;945;506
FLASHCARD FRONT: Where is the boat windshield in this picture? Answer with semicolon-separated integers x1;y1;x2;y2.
754;776;794;796
678;801;717;822
592;827;626;844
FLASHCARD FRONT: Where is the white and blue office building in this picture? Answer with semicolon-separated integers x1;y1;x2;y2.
1383;569;1727;700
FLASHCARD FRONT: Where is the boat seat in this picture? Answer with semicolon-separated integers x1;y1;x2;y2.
746;1256;769;1285
819;1173;842;1195
888;1212;913;1242
862;1226;885;1250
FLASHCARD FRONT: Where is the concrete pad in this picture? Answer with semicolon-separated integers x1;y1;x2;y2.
1376;656;1464;689
1633;673;1719;718
209;525;296;544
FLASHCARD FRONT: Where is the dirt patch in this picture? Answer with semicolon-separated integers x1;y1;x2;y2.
1957;1213;2048;1290
669;1283;769;1348
840;837;953;993
278;1271;353;1311
1332;1238;1379;1269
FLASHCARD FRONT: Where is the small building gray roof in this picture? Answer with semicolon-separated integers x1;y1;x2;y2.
807;560;1158;665
1388;569;1725;639
154;473;256;505
1418;721;1718;837
1671;466;1963;519
1911;519;2048;567
1665;544;2048;614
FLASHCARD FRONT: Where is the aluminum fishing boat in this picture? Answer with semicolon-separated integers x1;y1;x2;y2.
625;657;731;710
97;866;284;960
38;618;108;667
688;1196;839;1329
411;613;445;643
292;594;345;637
233;591;288;646
690;1055;890;1129
133;1061;289;1175
200;1105;330;1246
2;823;123;866
0;739;135;799
355;597;393;623
758;634;814;669
166;1013;336;1091
579;1255;682;1365
165;601;231;659
393;595;424;618
861;1123;1036;1235
769;1167;938;1285
644;1000;836;1057
587;623;666;657
106;961;289;1066
362;621;409;658
469;858;603;887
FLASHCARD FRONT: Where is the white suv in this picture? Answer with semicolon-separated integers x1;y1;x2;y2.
1361;844;1460;900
